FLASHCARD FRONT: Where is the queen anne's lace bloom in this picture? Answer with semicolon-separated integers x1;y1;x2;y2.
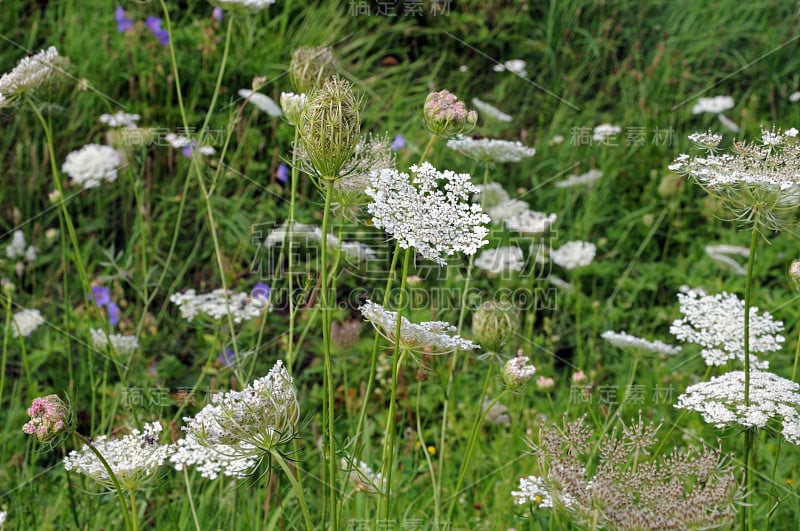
64;422;172;489
555;169;603;189
280;91;307;126
0;46;63;107
592;123;621;142
503;356;537;388
99;111;140;129
238;89;281;117
170;432;257;480
676;370;800;444
670;288;784;368
181;361;299;460
512;475;553;507
359;300;479;354
550;241;596;269
62;144;123;189
5;230;36;262
471;98;512;122
90;328;138;355
505;209;558;234
170;289;268;323
446;135;535;163
12;309;44;338
474;246;524;275
601;330;682;355
211;0;276;12
691;95;734;114
366;162;490;265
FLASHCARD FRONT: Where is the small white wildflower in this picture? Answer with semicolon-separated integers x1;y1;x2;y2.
505;209;558;234
170;433;256;480
512;475;553;507
211;0;276;12
0;46;63;106
550;241;596;269
592;123;621;142
366;162;490;265
486;199;529;223
90;328;138;355
790;92;800;103
359;300;479;354
670;288;784;369
63;422;172;489
170;288;268;324
473;182;510;208
493;59;528;77
446;135;535;163
12;309;44;338
474;246;525;275
5;230;36;262
62;144;122;189
705;244;749;275
262;222;375;262
471;97;512;122
676;369;800;444
503;355;536;388
0;510;6;527
335;133;396;193
341;456;387;494
554;169;603;189
686;131;723;151
98;111;140;129
280;91;307;125
238;89;281;117
691;95;734;114
601;330;681;355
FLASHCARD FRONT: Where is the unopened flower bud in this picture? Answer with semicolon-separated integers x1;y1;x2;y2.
472;301;517;353
22;394;71;442
503;355;536;388
536;376;555;390
280;91;307;126
424;89;477;138
289;46;339;93
300;76;361;179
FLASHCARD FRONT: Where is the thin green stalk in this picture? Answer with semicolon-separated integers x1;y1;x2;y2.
415;381;439;520
319;178;338;529
286;128;300;376
75;433;133;531
200;15;233;135
742;222;759;531
182;468;202;531
445;363;495;521
269;449;315;531
0;295;12;404
129;488;139;531
381;246;412;521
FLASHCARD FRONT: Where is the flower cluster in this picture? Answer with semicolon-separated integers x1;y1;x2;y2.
555;169;603;189
446;135;535;163
359;300;479;354
11;308;44;338
0;46;64;107
691;95;734;115
62;144;123;190
503;355;537;388
289;46;339;93
263;221;376;262
334;133;397;193
550;241;596;269
64;422;172;489
170;431;257;480
211;0;276;12
181;361;299;459
423;90;477;138
676;370;800;444
670;288;784;368
5;230;37;262
22;394;70;442
593;123;621;142
280;91;307;126
470;97;512;122
472;301;518;353
601;330;682;355
99;111;140;129
512;475;553;507
504;209;558;234
239;89;281;116
474;246;525;275
90;328;139;355
170;287;269;323
366;162;490;265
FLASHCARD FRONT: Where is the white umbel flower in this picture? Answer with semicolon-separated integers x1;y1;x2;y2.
446;135;535;163
676;370;800;444
505;209;558;234
62;144;122;189
601;330;682;355
705;244;749;275
592;123;621;142
170;288;268;324
12;309;44;338
691;95;734;114
0;46;62;107
238;89;282;117
473;182;510;208
366;162;490;265
486;199;529;223
99;111;140;129
5;230;36;262
471;98;512;122
503;355;537;388
63;422;173;489
181;360;299;458
555;169;603;189
512;475;553;507
170;431;257;480
550;241;596;269
280;91;307;125
211;0;276;11
90;328;138;355
474;246;525;275
359;300;479;354
670;288;783;369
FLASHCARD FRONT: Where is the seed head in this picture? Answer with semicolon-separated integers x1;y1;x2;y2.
289;46;339;93
472;301;518;353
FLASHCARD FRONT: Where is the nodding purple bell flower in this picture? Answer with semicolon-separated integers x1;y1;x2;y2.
212;7;224;22
116;6;134;33
145;17;170;46
89;286;121;326
251;283;271;302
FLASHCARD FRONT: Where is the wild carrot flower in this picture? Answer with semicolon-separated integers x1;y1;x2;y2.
503;355;536;388
550;241;596;269
99;111;140;129
601;330;682;355
471;97;512;122
592;123;621;142
423;90;477;138
555;169;603;189
170;288;269;323
691;95;734;115
11;309;44;338
474;246;525;275
22;394;71;442
446;135;535;163
90;328;138;355
211;0;276;12
472;301;518;354
676;369;800;444
359;300;479;355
5;230;36;262
504;209;558;234
289;46;339;93
64;422;173;490
366;162;490;265
334;133;396;193
704;244;749;275
0;46;65;107
670;288;783;368
512;475;553;507
239;89;281;116
62;144;123;189
280;91;306;126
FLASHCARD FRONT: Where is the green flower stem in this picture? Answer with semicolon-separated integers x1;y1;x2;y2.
200;15;233;135
287;128;301;376
269;448;315;531
319;177;338;529
0;295;12;404
446;362;495;522
415;380;439;521
129;488;139;531
742;221;759;531
182;468;202;531
381;246;412;521
75;432;133;531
